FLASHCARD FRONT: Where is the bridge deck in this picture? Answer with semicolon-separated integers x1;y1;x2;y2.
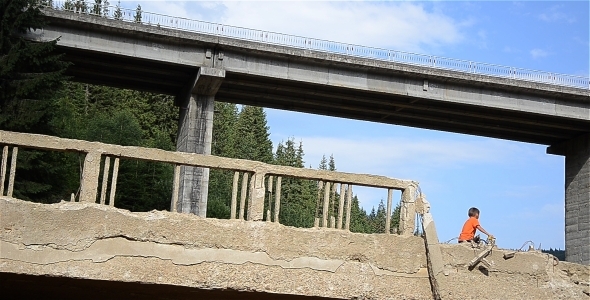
29;9;590;146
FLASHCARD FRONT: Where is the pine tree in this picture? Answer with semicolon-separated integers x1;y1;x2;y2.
113;0;122;20
234;106;273;163
318;155;327;170
74;0;88;13
91;0;102;16
328;154;336;171
207;102;239;219
0;0;69;110
134;4;142;23
63;0;74;10
101;0;109;17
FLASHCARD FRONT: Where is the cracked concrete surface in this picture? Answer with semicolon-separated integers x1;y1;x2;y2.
0;197;431;299
436;243;590;299
2;197;588;299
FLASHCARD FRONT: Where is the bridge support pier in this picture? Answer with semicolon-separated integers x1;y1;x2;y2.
175;67;225;217
548;133;590;265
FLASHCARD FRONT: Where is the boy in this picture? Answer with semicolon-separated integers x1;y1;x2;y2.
458;207;493;243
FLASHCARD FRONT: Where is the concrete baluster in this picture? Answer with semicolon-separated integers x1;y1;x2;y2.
230;171;239;219
170;164;181;212
247;172;266;221
337;184;346;229
330;182;337;228
322;182;331;227
314;181;323;227
239;172;249;220
274;176;281;223
99;156;111;205
79;151;101;203
345;185;352;231
385;188;393;234
109;157;119;207
0;146;8;196
266;176;273;222
400;185;417;236
7;147;18;197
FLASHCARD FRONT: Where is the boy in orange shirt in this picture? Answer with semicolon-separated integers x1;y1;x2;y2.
458;207;493;243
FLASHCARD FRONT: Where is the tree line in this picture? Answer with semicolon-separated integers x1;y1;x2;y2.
1;0;400;234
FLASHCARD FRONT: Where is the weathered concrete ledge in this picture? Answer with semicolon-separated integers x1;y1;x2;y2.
0;197;432;299
437;244;590;299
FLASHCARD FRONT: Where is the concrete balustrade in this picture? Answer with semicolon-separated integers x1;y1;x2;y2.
0;130;418;233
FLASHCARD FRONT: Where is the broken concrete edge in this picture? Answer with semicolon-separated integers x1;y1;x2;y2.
0;198;436;300
418;195;444;300
0;197;428;271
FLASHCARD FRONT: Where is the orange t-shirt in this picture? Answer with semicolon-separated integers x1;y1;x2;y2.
459;217;480;241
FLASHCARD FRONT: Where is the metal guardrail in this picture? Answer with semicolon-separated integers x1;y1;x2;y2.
45;1;589;89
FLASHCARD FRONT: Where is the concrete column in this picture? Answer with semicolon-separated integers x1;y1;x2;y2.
175;67;225;217
548;133;590;265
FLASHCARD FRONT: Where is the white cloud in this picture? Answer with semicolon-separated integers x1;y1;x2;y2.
538;5;576;23
275;135;526;178
530;48;549;59
220;1;464;53
133;1;466;53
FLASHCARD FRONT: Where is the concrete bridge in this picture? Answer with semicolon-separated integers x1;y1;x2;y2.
1;131;589;299
22;4;590;265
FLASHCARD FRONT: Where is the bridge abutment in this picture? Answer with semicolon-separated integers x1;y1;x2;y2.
175;67;225;216
548;133;590;265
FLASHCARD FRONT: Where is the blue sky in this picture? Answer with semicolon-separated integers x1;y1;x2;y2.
122;1;588;250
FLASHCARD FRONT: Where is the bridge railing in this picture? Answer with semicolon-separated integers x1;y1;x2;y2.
44;1;589;90
0;130;419;235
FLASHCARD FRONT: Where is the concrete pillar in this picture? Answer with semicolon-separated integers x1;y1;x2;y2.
548;133;590;265
175;67;225;217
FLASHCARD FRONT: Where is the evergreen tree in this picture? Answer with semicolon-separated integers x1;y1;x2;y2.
91;0;102;15
207;102;239;219
101;0;109;17
318;155;327;170
74;0;88;13
113;0;122;20
134;4;142;23
0;0;71;201
273;138;316;227
234;106;273;163
328;154;336;171
63;0;74;10
1;0;69;110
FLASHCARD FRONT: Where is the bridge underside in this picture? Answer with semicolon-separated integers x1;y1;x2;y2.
59;46;588;146
1;273;331;300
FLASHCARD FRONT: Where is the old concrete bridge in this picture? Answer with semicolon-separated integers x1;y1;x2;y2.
22;3;590;265
1;131;589;299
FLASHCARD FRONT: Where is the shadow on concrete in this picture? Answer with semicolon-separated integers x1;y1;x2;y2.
1;273;339;300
